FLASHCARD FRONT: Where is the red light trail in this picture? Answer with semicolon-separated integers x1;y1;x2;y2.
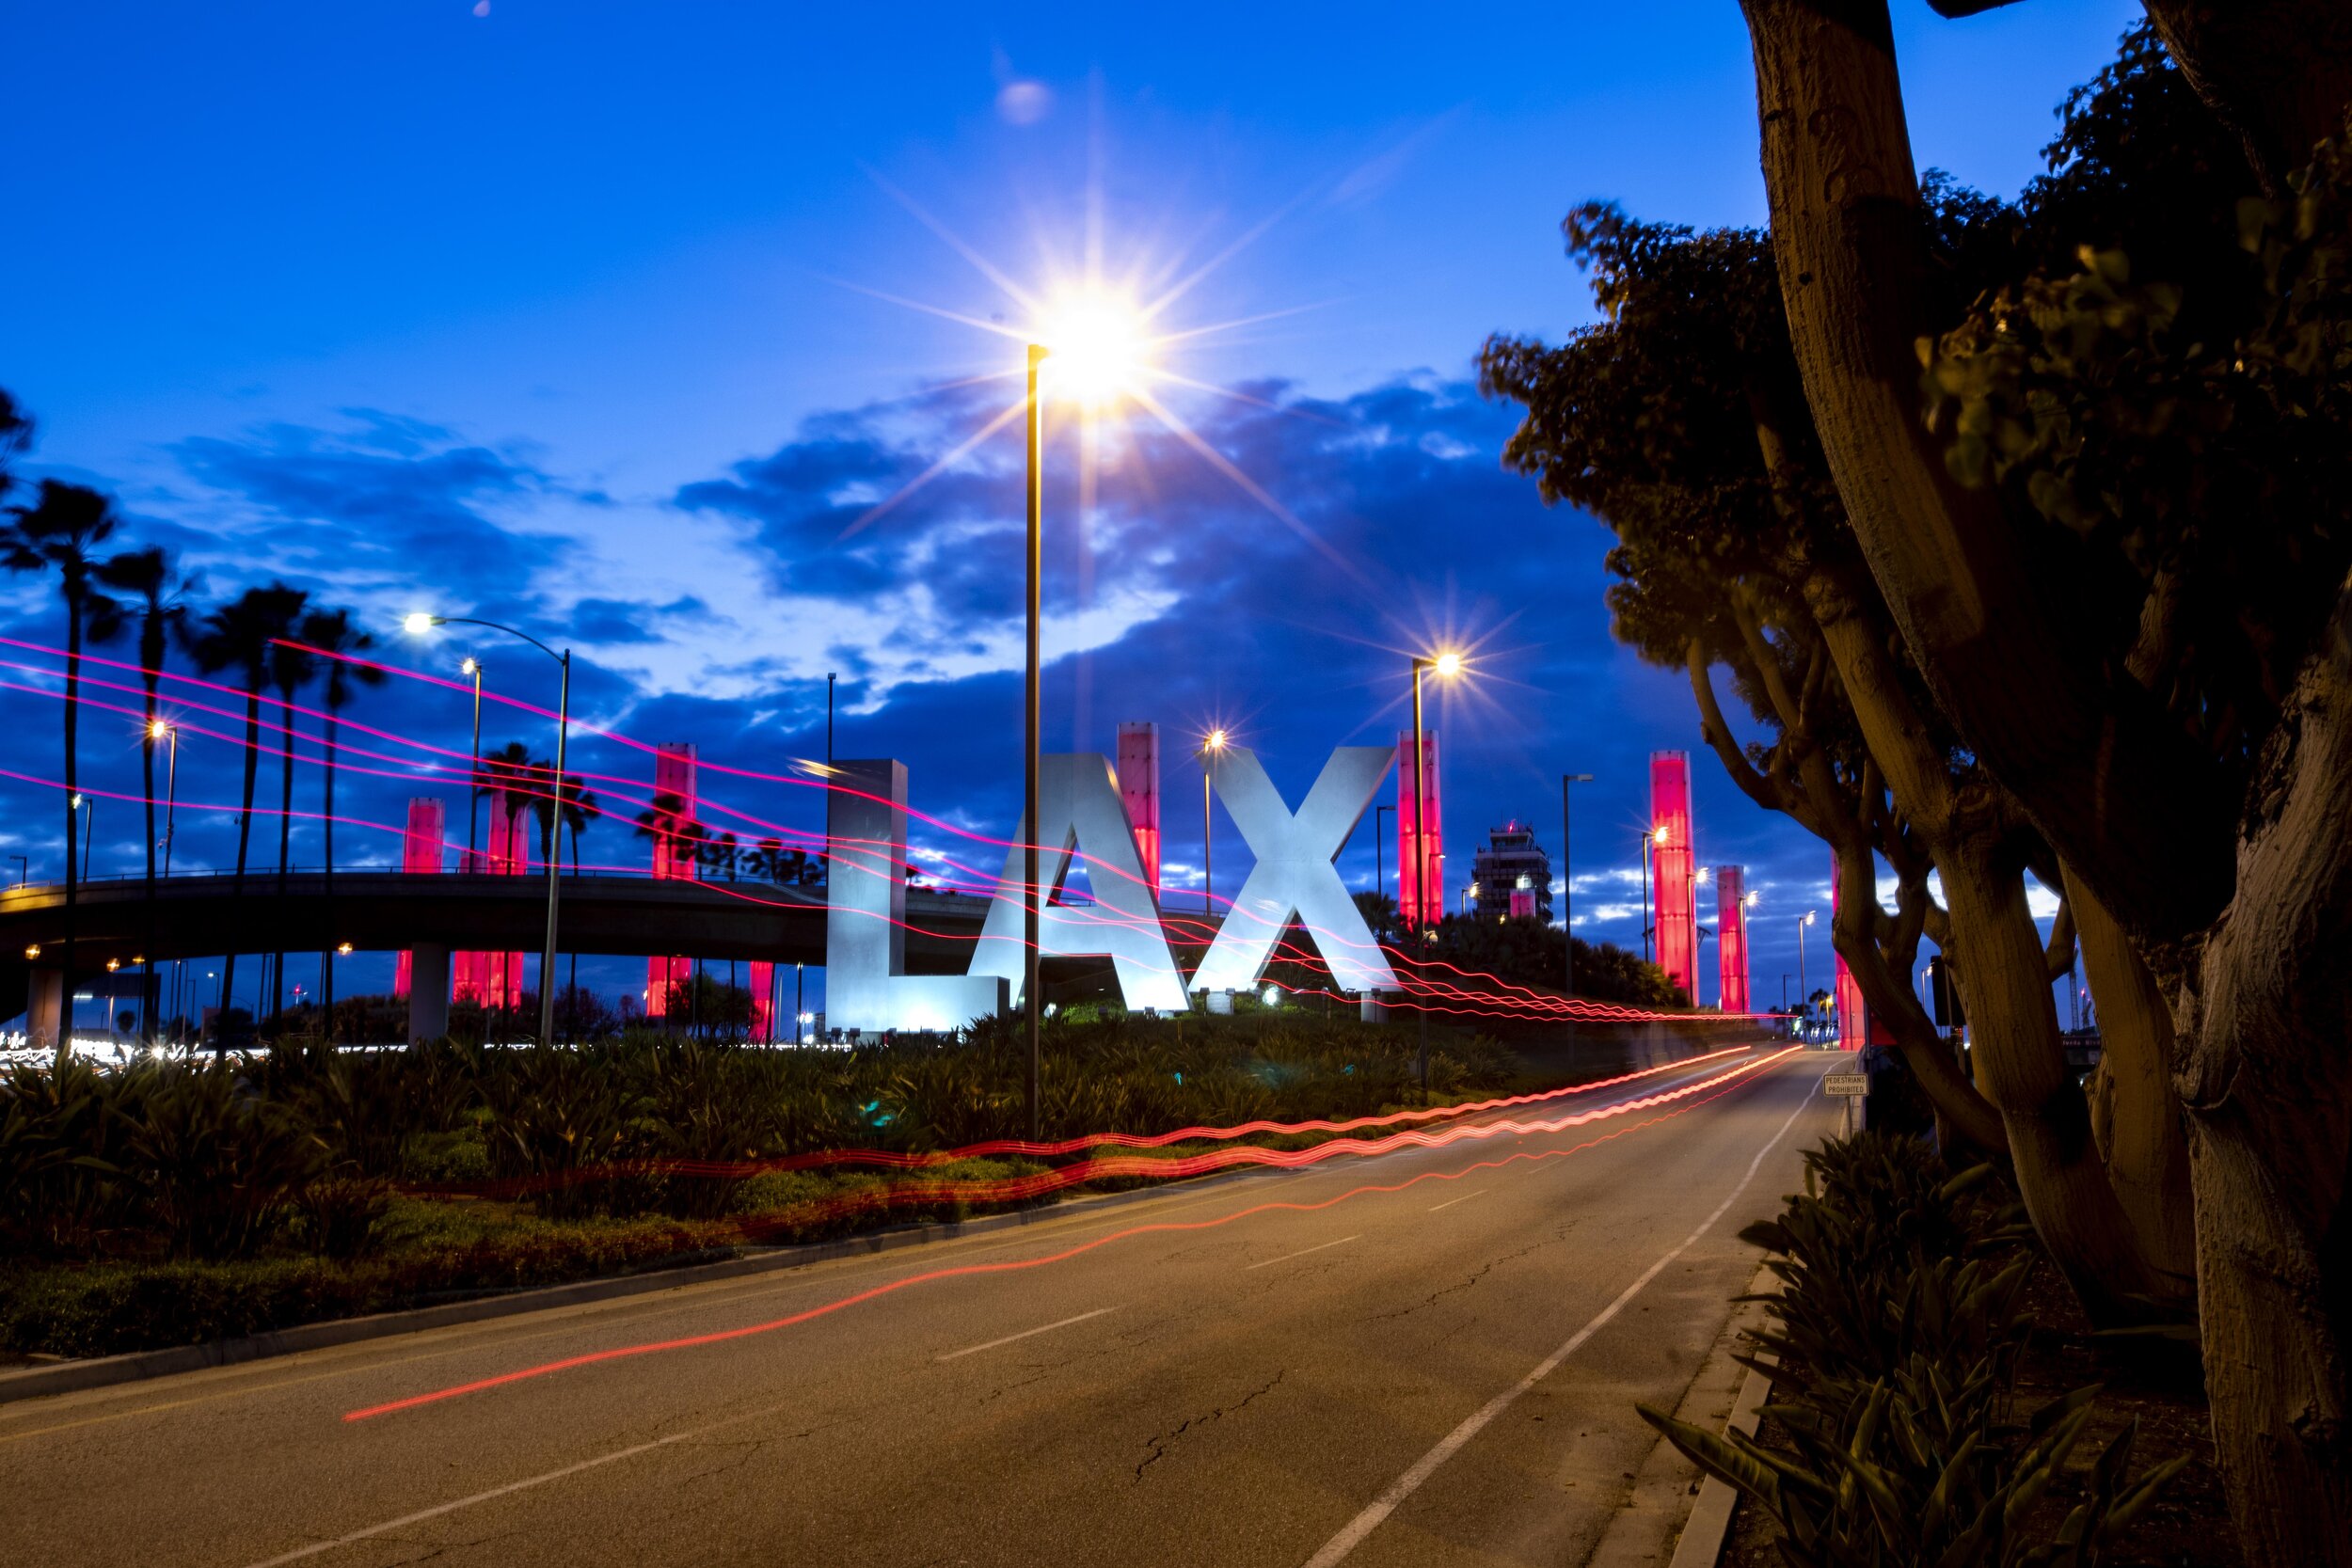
413;1043;1757;1199
341;1046;1800;1422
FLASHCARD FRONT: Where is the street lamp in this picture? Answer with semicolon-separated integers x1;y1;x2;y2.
406;612;571;1047
71;793;92;883
1015;296;1151;1141
1642;822;1667;963
1798;910;1817;1039
459;657;485;870
1406;649;1466;1094
1560;773;1593;1003
1200;729;1228;920
151;721;182;878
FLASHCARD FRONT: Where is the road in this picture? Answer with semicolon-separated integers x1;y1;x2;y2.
0;1046;1842;1568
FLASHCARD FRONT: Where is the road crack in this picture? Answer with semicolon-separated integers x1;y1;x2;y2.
1368;1240;1549;1322
1133;1370;1288;1483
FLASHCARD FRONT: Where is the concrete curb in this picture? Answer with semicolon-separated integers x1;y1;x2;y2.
0;1164;1285;1407
1666;1264;1781;1568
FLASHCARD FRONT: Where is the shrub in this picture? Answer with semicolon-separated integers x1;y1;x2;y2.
1643;1131;2183;1568
120;1063;324;1259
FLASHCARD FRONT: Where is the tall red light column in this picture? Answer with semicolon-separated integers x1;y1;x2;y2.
1397;731;1442;929
393;798;446;999
1716;864;1750;1013
1649;752;1696;1000
453;806;531;1007
646;743;697;1019
1832;854;1867;1048
1117;721;1161;891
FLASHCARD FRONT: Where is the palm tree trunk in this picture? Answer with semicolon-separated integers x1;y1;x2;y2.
141;658;158;1048
60;598;82;1048
220;687;262;1055
321;713;339;1039
273;693;295;1026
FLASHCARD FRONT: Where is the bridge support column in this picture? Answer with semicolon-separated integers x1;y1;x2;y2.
407;943;451;1043
26;967;62;1050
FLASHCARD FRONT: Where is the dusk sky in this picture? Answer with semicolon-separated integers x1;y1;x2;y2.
0;1;2136;1016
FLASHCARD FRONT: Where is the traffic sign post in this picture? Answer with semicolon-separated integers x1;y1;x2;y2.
1823;1072;1870;1097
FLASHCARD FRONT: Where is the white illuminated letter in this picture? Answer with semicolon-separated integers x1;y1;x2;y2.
968;754;1190;1012
1191;746;1398;996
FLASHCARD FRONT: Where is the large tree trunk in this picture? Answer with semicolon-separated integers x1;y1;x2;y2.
2139;0;2352;195
2069;864;2199;1299
2177;579;2352;1563
1940;848;2170;1323
1737;0;2233;942
1805;571;2165;1312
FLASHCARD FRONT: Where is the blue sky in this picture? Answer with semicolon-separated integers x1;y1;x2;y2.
0;1;2132;1022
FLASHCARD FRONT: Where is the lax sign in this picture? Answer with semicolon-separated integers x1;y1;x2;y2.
825;747;1398;1032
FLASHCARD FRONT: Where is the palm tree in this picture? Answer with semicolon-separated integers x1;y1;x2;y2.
190;582;307;1051
3;482;126;1036
297;608;382;1037
0;390;30;491
95;546;199;1046
265;625;318;1025
476;742;537;868
630;790;690;878
700;831;741;882
563;783;596;876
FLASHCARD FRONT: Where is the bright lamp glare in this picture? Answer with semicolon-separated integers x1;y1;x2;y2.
404;612;436;636
1039;292;1149;406
1432;651;1465;678
1204;728;1228;752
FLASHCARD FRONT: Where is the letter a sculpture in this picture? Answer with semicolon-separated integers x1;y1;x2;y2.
968;753;1191;1012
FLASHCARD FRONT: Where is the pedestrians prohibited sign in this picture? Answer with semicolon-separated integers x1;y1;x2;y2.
1822;1073;1870;1097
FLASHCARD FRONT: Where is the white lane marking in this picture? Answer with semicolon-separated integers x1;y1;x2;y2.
1297;1069;1820;1568
240;1426;708;1568
934;1307;1120;1362
1427;1189;1488;1212
1244;1234;1363;1272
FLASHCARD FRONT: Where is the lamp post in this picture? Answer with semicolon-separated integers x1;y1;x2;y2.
406;612;570;1047
1406;651;1463;1096
154;723;181;877
1642;824;1665;963
1022;343;1047;1141
826;672;836;767
461;657;485;870
72;793;92;882
143;720;178;1048
1798;910;1816;1039
1199;729;1227;922
1560;773;1592;1002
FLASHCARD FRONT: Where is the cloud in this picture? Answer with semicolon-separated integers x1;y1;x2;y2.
170;409;567;591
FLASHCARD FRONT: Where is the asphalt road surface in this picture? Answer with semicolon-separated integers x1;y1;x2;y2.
1;1045;1845;1568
